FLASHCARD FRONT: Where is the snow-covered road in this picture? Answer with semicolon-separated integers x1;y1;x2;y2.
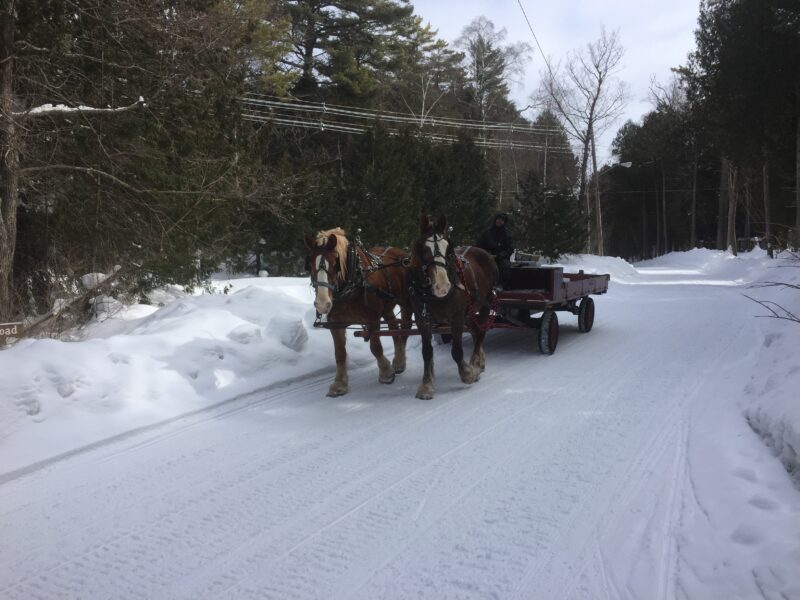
1;255;799;599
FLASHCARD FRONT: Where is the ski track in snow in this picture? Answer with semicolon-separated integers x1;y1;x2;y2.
0;275;773;599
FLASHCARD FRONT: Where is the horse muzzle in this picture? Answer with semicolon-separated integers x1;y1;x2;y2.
432;281;451;298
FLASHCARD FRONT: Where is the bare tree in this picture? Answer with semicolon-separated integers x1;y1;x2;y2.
397;23;465;127
648;75;686;111
537;27;628;254
456;17;531;126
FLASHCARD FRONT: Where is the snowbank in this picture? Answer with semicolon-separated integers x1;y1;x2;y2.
737;255;800;483
0;277;380;473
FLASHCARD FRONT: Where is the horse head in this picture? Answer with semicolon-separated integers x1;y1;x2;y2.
412;215;454;299
304;228;349;314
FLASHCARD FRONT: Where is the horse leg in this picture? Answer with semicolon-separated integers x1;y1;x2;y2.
471;305;490;371
451;316;478;384
391;305;411;374
327;327;349;397
416;323;435;400
369;323;396;384
470;328;487;372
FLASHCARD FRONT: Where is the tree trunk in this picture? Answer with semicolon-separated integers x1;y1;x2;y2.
717;156;729;250
591;135;603;255
295;12;318;94
497;155;504;210
690;141;698;248
579;132;591;253
655;185;661;256
795;106;800;249
542;133;549;188
743;177;751;244
641;193;647;259
0;0;18;321
727;165;738;255
762;146;772;257
661;166;668;253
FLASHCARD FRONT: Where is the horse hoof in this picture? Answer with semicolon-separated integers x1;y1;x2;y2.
379;373;396;384
393;365;406;374
461;370;479;384
327;386;348;397
416;385;434;400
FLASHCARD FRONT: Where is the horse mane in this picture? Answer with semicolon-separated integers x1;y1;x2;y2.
315;227;350;282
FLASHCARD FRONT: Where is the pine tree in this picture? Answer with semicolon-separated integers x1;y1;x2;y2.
515;171;586;260
279;0;416;101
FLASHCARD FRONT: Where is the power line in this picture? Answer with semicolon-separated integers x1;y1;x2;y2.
242;94;576;153
243;111;575;153
516;0;557;83
243;93;565;135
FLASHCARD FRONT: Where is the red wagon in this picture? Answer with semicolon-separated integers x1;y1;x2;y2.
486;263;609;355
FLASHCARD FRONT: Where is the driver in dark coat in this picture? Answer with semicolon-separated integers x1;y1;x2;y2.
476;212;514;290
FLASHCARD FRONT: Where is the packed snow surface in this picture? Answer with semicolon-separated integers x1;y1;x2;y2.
1;249;799;599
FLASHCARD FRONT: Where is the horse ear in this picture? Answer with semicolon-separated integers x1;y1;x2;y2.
325;233;338;251
419;214;431;233
303;234;317;250
435;215;448;234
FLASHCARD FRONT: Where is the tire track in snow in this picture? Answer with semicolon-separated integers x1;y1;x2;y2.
209;391;570;599
1;353;549;599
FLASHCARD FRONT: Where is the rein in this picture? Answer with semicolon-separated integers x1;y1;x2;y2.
360;246;409;275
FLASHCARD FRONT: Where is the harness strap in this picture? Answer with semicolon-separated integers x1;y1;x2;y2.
454;250;499;331
317;242;406;303
364;282;396;302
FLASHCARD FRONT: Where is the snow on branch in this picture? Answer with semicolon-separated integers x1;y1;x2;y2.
14;97;146;118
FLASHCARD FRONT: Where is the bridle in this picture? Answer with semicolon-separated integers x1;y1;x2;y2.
311;252;341;293
415;232;454;289
427;233;449;270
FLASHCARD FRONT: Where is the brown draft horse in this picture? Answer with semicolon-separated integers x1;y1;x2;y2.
304;228;412;397
408;215;498;400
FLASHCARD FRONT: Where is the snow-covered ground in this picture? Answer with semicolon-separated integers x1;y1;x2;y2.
1;249;798;599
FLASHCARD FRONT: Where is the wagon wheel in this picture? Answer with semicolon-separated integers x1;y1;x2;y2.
538;310;559;355
577;297;595;333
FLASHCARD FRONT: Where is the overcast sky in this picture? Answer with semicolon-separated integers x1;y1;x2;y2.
410;0;701;163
